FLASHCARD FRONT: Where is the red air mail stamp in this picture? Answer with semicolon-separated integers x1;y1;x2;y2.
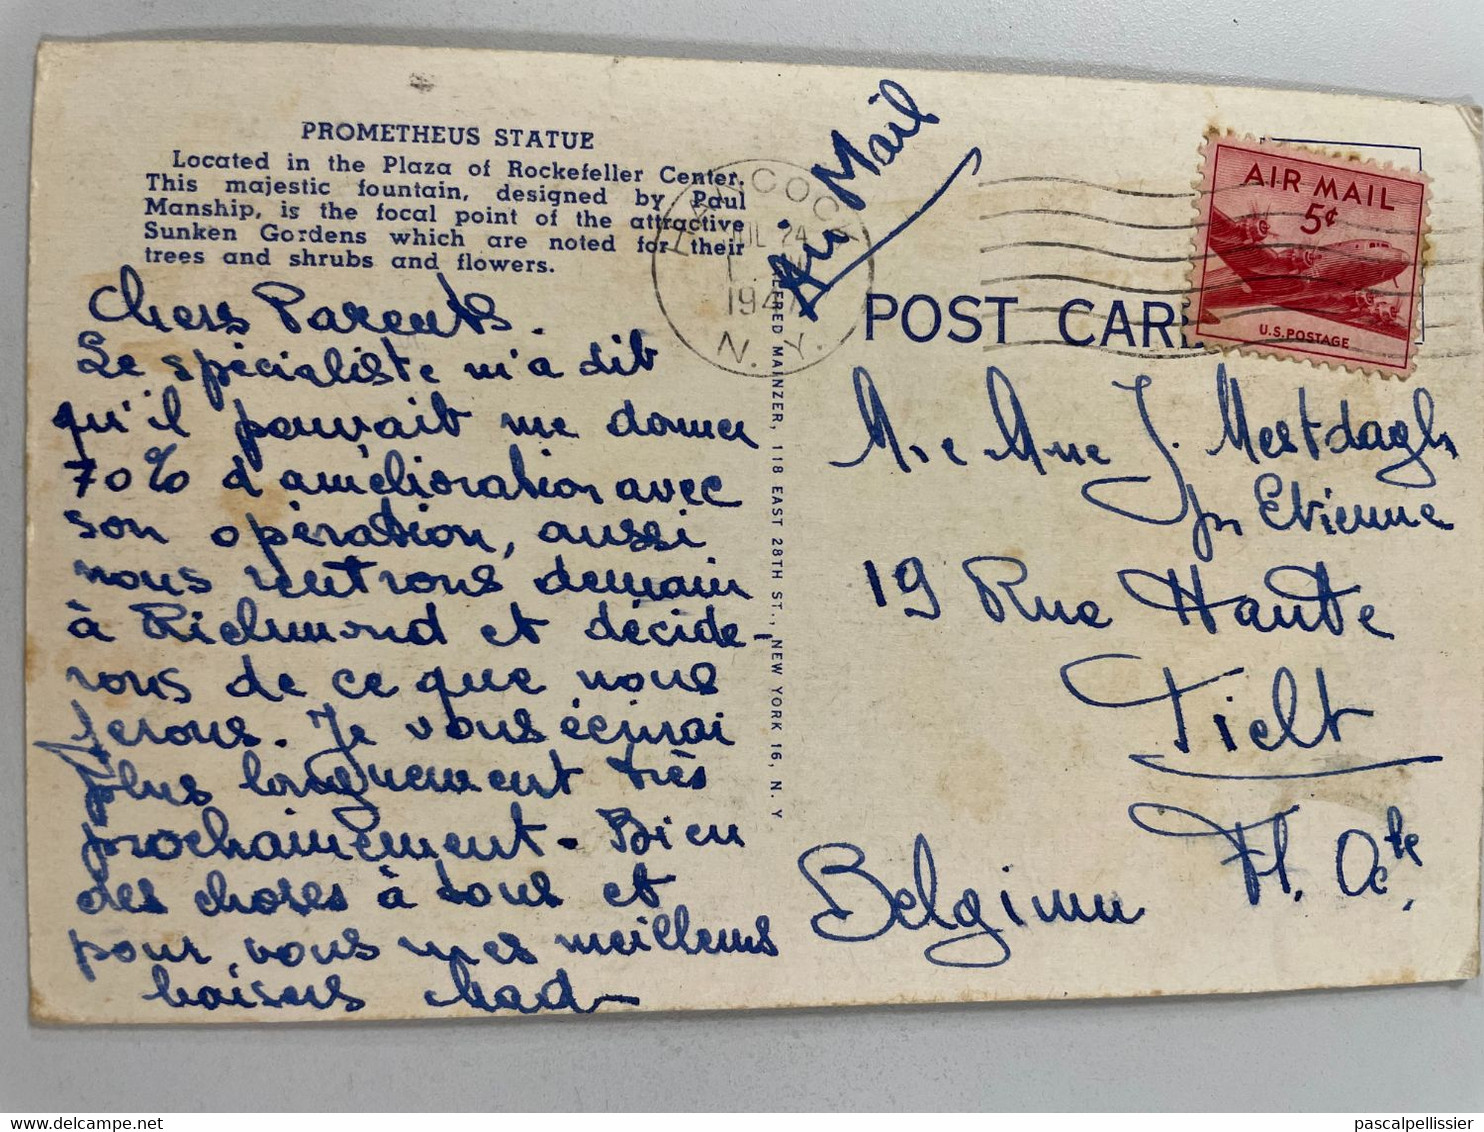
1189;135;1428;377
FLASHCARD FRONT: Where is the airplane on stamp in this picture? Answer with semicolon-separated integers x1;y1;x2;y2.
1197;205;1413;340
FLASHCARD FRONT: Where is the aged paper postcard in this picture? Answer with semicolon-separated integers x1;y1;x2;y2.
24;40;1484;1021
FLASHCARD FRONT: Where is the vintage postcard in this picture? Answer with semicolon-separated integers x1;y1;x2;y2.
24;41;1484;1022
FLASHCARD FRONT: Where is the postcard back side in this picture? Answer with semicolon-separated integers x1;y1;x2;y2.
24;41;1484;1021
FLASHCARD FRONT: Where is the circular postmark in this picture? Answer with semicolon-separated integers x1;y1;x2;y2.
650;159;872;376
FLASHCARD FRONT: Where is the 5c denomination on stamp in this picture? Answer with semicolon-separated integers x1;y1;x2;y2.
1188;134;1428;377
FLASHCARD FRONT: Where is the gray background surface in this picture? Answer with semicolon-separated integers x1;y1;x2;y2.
2;0;1482;1112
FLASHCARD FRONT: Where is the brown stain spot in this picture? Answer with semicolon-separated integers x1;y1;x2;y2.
231;484;288;526
1461;945;1482;980
118;341;158;362
1063;730;1090;767
30;983;58;1022
1320;754;1417;813
934;749;1004;821
1369;965;1419;986
24;633;40;676
78;268;126;297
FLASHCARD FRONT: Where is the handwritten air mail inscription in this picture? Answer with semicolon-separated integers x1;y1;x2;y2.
24;41;1484;1022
